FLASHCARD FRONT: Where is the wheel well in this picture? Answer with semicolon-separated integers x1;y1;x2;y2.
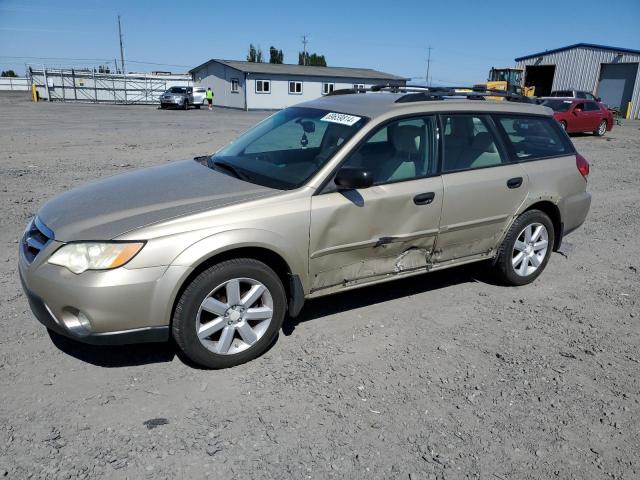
170;247;293;324
524;201;562;251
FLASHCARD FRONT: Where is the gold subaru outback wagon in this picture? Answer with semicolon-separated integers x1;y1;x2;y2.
19;86;591;368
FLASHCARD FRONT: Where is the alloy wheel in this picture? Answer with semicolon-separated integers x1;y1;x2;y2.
196;277;273;355
598;121;606;136
512;222;549;277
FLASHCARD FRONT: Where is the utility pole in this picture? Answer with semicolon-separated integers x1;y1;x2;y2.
302;34;309;66
118;15;125;75
426;46;432;85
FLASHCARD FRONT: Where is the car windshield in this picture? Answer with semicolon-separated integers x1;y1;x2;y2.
542;99;573;112
168;87;187;94
209;106;368;190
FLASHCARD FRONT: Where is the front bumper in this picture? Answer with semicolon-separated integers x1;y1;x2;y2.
19;239;189;345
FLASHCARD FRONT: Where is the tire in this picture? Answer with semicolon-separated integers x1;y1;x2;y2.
493;210;555;286
182;99;188;110
172;258;286;369
594;120;607;136
195;105;201;109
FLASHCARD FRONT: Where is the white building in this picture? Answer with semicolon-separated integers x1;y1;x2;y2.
189;59;407;110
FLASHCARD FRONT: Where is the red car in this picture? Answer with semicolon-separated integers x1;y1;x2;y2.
541;98;613;136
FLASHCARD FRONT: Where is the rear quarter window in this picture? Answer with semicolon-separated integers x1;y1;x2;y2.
495;115;574;160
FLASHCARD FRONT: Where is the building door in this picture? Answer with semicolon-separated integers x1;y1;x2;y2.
597;63;638;113
524;65;556;96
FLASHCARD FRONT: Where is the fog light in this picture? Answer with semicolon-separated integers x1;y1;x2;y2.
60;308;92;337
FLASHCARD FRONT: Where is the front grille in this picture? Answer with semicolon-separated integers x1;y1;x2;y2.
22;217;54;264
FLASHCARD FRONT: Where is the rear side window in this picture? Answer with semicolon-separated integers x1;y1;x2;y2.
584;101;600;111
496;116;574;160
442;115;506;172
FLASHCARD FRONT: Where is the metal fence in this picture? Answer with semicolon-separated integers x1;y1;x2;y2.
29;66;192;104
0;77;29;91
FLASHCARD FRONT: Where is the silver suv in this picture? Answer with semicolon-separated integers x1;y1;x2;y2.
19;87;591;368
159;86;193;110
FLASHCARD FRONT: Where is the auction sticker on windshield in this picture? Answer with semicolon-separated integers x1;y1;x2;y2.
321;112;362;126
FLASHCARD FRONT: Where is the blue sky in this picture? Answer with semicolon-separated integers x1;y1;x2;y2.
1;0;639;84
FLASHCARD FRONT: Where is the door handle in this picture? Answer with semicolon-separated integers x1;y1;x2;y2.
507;177;523;189
414;192;435;205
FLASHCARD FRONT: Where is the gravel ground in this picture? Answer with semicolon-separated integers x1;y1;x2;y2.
1;92;638;479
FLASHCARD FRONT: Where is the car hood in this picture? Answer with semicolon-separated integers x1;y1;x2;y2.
37;160;279;241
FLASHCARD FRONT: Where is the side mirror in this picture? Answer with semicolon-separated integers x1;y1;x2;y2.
334;166;373;190
574;108;582;114
595;97;601;102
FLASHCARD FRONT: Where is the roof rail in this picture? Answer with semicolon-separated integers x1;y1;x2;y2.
326;87;366;96
367;84;535;103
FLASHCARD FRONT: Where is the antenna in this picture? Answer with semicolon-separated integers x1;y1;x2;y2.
302;34;309;66
426;46;432;85
117;15;125;74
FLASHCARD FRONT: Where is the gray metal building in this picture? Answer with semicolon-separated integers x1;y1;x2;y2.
189;59;407;110
515;43;640;119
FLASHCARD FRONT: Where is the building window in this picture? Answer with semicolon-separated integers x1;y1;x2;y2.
231;78;239;93
289;81;303;94
322;82;334;95
256;80;271;94
353;83;365;90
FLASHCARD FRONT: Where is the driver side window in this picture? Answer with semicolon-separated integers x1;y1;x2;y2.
340;116;437;185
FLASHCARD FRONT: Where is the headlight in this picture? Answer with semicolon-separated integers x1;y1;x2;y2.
48;242;145;274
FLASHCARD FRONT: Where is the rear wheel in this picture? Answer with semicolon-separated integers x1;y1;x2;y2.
493;210;554;286
172;259;286;369
594;120;607;136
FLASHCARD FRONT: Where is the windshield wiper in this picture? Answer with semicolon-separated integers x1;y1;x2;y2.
209;159;251;182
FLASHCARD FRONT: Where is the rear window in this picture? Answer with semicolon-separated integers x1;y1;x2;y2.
496;116;574;160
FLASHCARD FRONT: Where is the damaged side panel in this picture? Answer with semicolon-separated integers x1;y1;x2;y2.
308;177;444;293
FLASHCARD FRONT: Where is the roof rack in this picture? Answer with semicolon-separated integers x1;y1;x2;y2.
327;84;535;103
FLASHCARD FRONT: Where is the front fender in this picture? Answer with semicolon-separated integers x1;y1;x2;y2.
155;228;309;327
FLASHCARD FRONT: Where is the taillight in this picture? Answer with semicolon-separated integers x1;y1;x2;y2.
576;153;590;180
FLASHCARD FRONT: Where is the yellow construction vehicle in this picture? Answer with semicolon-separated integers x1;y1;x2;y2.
476;68;535;98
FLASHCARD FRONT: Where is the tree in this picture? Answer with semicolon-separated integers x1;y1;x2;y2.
269;46;284;64
298;52;327;66
1;70;17;77
247;44;264;63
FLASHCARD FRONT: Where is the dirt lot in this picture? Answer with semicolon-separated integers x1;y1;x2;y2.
0;92;638;479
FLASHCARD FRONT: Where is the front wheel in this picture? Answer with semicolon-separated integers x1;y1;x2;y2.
594;120;607;136
172;259;286;369
493;210;554;286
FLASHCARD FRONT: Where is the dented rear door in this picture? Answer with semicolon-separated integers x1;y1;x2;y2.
308;177;444;293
